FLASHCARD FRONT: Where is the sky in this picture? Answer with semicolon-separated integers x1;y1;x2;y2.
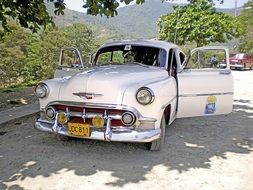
64;0;251;13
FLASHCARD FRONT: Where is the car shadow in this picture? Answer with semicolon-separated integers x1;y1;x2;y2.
0;99;252;189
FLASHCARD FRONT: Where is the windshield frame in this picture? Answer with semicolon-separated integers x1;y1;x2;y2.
93;44;168;68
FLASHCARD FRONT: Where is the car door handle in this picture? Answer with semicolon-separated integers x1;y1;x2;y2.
219;70;231;75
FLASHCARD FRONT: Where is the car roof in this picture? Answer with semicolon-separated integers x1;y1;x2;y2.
99;39;178;50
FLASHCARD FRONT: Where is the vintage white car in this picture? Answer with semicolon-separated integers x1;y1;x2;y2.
35;40;233;150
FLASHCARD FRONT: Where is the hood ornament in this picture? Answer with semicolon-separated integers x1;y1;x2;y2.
73;92;103;100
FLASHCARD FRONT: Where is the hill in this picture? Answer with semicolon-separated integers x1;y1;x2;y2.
49;0;236;39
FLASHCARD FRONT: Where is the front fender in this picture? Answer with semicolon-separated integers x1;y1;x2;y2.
39;77;68;109
122;76;177;128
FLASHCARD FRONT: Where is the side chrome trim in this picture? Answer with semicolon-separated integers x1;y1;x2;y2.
179;92;234;98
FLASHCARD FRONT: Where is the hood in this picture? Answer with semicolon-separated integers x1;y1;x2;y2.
58;64;168;104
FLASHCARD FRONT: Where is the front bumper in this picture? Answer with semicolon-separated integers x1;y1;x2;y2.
230;63;243;68
35;119;161;143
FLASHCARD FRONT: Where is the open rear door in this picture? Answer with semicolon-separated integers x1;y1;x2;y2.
177;47;233;118
54;48;85;78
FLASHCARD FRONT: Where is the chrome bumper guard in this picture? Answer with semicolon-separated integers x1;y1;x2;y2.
35;119;160;143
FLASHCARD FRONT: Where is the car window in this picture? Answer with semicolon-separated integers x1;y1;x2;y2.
168;49;177;64
95;45;167;67
179;51;186;65
97;52;111;64
168;49;177;77
235;54;244;59
188;50;227;69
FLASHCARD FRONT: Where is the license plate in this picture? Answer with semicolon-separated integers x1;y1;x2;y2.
67;123;90;137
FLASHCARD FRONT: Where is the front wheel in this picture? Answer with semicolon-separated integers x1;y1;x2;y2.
145;115;166;151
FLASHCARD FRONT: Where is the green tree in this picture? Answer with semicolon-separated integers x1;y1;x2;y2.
64;23;97;63
24;24;98;82
237;1;253;55
0;22;30;87
25;27;71;81
0;0;65;32
0;0;224;32
157;0;242;47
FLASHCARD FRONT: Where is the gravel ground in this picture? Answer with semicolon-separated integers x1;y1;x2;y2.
0;87;38;112
0;70;252;190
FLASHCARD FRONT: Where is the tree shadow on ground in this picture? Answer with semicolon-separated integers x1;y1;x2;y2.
0;99;252;189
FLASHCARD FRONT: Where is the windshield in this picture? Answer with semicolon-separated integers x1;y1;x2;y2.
94;45;167;67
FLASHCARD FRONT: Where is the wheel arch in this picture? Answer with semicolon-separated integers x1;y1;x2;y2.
163;104;171;125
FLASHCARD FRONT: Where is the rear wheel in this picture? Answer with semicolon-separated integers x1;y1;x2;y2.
145;115;166;151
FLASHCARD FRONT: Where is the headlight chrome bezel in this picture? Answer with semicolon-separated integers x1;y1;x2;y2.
136;87;155;105
35;83;49;98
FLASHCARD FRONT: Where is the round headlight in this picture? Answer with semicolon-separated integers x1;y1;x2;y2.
121;112;136;126
136;87;155;105
35;83;48;98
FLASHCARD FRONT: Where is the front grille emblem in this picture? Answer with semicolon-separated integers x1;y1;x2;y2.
73;92;103;100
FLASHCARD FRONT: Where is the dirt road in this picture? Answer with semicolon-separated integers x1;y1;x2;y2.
0;70;253;190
